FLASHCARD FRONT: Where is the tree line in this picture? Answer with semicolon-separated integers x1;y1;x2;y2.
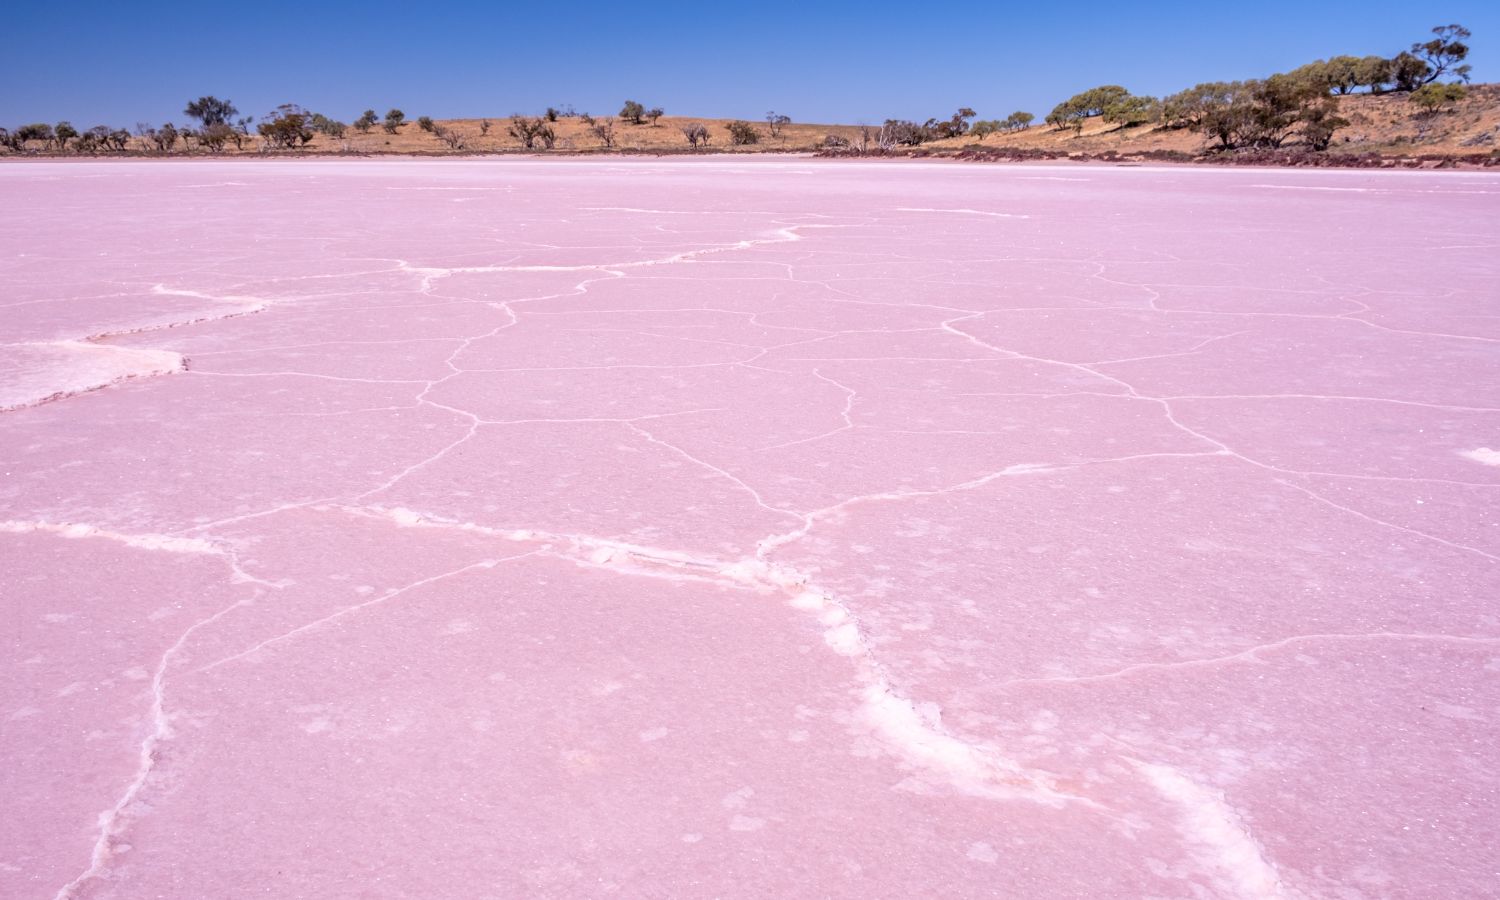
0;26;1474;157
859;23;1472;154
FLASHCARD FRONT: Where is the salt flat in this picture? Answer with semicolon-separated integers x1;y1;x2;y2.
1;158;1497;899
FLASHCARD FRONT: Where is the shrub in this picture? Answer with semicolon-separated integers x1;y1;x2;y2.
310;114;347;138
681;123;710;148
417;116;435;132
545;107;559;122
199;123;235;152
508;115;546;149
620;100;646;124
591;118;616;148
354;109;379;133
480;119;492;135
822;133;850;149
765;111;791;137
383;109;406;134
1410;82;1468;114
725;120;759;145
431;123;468;149
878;119;928;146
647;107;664;125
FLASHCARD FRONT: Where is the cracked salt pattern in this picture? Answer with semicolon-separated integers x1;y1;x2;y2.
1;158;1497;899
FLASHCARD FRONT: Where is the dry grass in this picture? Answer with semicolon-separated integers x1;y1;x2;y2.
305;115;869;154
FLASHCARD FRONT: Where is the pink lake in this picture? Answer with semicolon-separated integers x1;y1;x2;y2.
2;158;1497;899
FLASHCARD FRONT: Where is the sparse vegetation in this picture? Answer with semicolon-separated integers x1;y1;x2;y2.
417;116;435;133
431;123;468;150
647;107;665;126
591;118;616;148
620;100;646;125
508;115;547;150
354;110;379;133
681;123;710;148
766;112;791;138
383;109;406;134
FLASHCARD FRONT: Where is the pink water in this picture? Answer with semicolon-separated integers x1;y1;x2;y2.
2;158;1497;899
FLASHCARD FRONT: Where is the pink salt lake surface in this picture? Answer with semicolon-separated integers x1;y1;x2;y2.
2;158;1497;899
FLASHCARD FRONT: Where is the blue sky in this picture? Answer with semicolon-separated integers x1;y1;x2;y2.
4;2;1495;126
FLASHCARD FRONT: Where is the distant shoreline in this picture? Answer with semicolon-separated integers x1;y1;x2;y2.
3;147;1495;170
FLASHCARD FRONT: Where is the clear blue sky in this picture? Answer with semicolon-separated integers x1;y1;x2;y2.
4;1;1495;126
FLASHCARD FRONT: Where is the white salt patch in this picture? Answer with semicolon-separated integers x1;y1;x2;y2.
728;816;765;832
639;727;670;742
895;207;1029;219
860;686;1059;802
824;623;863;656
789;591;824;611
967;842;999;864
387;507;426;527
302;718;333;734
680;833;703;843
1459;448;1500;466
0;521;218;555
0;341;185;411
1138;763;1288;899
721;787;754;809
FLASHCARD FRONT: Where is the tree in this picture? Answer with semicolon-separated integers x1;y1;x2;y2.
681;123;710;148
971;120;999;140
184;96;238;127
1410;24;1472;85
1322;56;1364;94
1048;86;1155;133
619;100;646;124
417;116;435;132
1299;99;1349;151
765;111;791;137
545;107;559;122
1004;111;1034;131
1391;53;1431;92
52;121;78;151
1354;55;1394;94
15;124;56;150
928;107;975;138
354;109;379;133
258;104;315;149
725;120;759;145
383;109;406;134
647;107;665;126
